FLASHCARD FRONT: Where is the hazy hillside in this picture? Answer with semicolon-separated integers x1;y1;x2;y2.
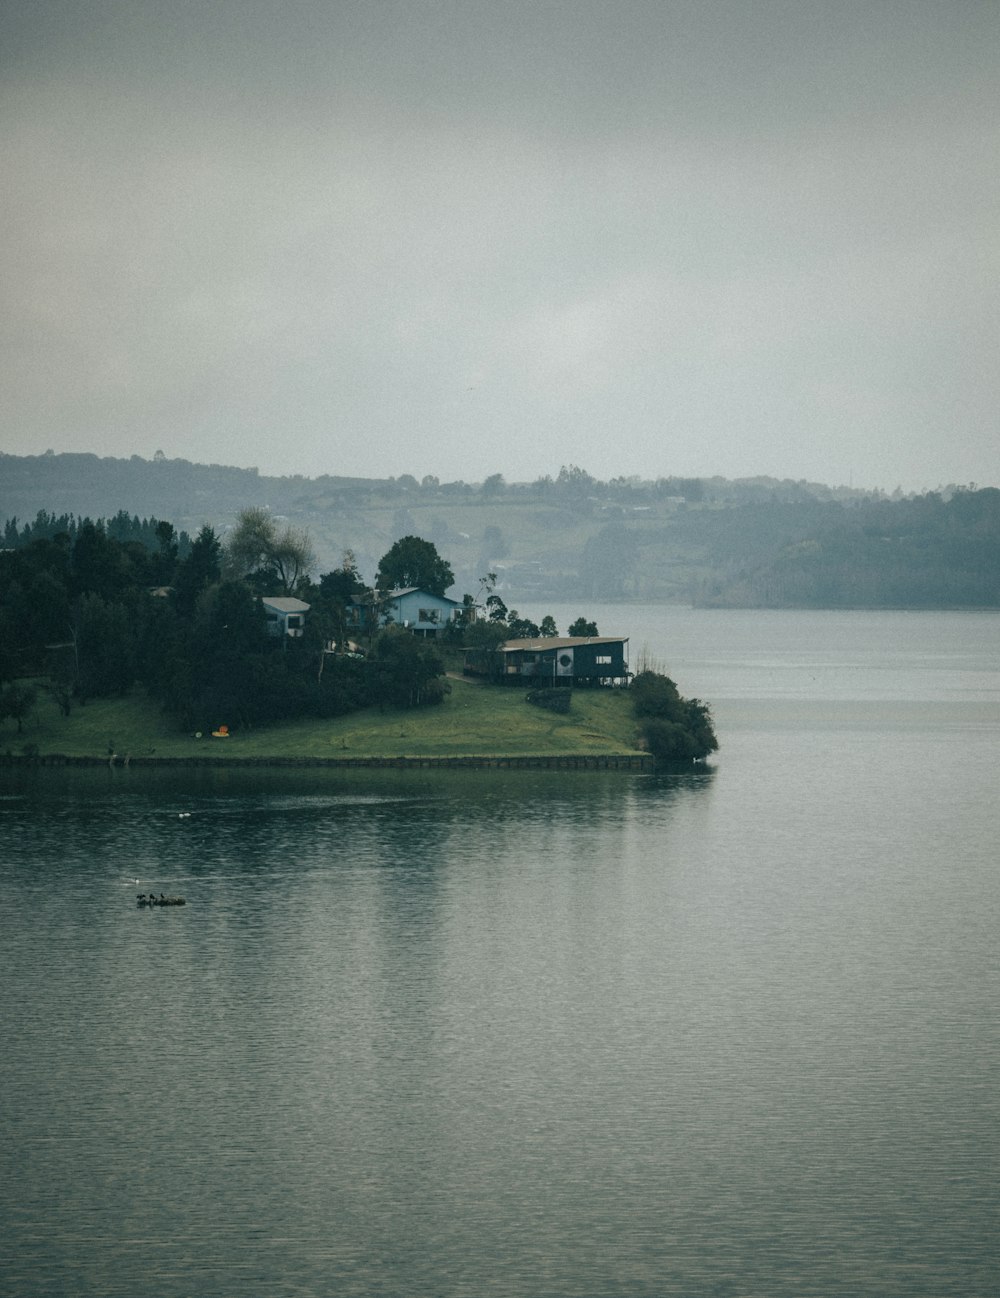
2;453;996;608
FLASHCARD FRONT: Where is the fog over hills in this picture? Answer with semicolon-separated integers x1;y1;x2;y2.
2;452;997;609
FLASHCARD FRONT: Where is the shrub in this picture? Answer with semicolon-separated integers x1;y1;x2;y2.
631;669;718;762
525;687;571;714
631;669;681;718
0;682;38;733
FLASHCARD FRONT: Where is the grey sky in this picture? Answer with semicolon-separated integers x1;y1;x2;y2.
3;1;997;490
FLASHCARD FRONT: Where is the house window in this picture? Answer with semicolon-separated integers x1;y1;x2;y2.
418;608;440;623
286;615;302;629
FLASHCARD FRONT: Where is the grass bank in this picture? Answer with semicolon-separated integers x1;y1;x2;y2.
2;677;646;762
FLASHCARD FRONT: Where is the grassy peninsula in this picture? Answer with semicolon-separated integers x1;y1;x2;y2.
4;676;647;762
1;501;716;767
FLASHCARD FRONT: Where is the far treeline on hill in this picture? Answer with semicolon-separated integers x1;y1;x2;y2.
0;509;717;765
2;453;998;608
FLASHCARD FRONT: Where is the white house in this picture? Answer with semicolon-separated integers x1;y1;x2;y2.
261;596;310;638
383;587;465;637
346;587;474;639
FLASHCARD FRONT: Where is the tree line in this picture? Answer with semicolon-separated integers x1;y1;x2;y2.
0;513;459;733
687;487;1000;608
5;454;993;609
0;509;602;738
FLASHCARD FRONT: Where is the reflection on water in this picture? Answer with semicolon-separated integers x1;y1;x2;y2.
3;609;999;1296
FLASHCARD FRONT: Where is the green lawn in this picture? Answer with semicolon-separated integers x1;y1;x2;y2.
3;677;646;760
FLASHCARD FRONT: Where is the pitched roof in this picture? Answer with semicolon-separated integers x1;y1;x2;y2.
387;587;461;605
499;636;627;652
260;596;311;613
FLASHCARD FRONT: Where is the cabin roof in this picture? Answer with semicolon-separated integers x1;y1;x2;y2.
499;636;628;653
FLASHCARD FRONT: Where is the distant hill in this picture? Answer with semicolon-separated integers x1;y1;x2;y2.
2;452;997;608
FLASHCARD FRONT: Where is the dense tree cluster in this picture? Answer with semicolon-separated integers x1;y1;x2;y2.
631;670;718;762
0;509;449;736
376;535;455;596
684;487;1000;608
3;509;193;560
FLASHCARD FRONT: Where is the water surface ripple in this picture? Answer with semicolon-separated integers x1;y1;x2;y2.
2;609;998;1296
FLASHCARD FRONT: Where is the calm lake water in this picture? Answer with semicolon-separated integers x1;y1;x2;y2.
3;608;998;1297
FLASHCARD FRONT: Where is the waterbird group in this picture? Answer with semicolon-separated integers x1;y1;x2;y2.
137;893;186;907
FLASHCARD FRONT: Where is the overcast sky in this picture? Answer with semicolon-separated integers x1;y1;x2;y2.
3;1;997;490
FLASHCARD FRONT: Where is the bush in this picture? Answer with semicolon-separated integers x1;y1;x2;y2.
0;682;38;733
525;687;571;714
317;656;371;716
631;670;681;718
369;628;446;708
641;718;698;762
631;669;718;762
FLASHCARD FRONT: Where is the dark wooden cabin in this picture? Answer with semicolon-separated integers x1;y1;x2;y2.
465;636;630;686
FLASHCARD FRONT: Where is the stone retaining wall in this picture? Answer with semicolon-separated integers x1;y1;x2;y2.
2;752;654;772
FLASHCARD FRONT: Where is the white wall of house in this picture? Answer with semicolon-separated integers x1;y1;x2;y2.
261;597;310;638
386;589;461;637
